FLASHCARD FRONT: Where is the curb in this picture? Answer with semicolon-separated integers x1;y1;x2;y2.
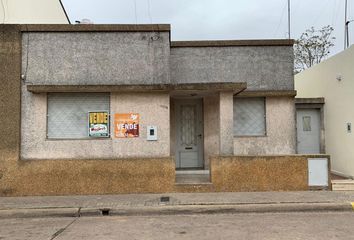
0;208;80;219
80;203;354;217
0;203;353;219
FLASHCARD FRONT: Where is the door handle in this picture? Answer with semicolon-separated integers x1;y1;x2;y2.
197;134;202;138
185;147;193;150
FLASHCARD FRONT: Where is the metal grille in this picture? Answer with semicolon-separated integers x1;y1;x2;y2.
180;105;196;145
233;97;266;136
47;93;110;138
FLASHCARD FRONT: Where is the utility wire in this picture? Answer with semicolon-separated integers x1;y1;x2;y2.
147;0;152;24
288;0;290;39
134;0;138;24
333;0;342;26
291;0;301;17
311;0;331;26
331;0;338;26
273;0;288;38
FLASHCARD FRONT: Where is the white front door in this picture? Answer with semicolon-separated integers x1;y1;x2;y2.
297;109;321;154
175;99;204;169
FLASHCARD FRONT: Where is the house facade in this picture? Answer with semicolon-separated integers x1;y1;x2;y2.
295;45;354;179
0;24;329;196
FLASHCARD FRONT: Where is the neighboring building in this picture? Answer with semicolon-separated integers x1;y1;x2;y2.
0;24;329;196
295;45;354;178
0;0;68;24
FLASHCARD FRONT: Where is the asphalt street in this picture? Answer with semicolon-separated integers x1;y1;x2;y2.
1;212;354;240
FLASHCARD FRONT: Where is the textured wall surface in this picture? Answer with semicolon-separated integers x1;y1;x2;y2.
203;94;220;169
234;97;296;155
219;92;234;155
21;91;170;159
170;98;176;158
211;155;311;192
1;157;175;196
0;25;22;196
111;92;170;157
170;46;294;90
22;32;170;85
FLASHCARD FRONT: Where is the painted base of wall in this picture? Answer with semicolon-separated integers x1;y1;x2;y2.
0;157;175;196
0;155;330;196
210;155;325;192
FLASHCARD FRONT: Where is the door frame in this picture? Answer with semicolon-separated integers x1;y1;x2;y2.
174;98;204;170
295;98;325;154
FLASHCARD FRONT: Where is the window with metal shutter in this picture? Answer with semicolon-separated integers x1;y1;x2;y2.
47;93;110;139
233;97;266;136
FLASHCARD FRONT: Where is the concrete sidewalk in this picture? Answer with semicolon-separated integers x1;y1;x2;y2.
0;191;353;218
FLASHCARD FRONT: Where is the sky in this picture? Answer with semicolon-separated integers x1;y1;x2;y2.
62;0;354;56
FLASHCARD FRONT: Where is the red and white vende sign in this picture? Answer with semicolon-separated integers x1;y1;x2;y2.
114;113;139;138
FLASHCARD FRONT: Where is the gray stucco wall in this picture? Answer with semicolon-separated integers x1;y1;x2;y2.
21;32;170;85
22;32;293;91
203;94;220;169
234;97;296;154
219;91;234;155
21;87;170;159
19;29;295;161
170;46;294;90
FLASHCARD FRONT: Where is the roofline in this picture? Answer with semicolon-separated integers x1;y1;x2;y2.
26;82;247;94
9;24;171;32
171;39;295;47
0;25;293;47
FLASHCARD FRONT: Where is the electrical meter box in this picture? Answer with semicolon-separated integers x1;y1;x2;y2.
147;126;157;141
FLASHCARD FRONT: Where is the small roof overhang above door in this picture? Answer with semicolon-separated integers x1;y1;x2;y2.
170;82;246;97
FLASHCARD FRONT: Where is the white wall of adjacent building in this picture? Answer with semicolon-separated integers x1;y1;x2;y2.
295;45;354;178
0;0;68;24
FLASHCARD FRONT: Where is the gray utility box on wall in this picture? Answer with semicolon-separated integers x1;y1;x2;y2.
308;158;329;188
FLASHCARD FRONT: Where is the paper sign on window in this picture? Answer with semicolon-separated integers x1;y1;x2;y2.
88;112;109;137
114;113;139;138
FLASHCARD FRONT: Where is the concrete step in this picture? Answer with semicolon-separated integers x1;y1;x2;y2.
174;169;213;192
332;180;354;191
174;183;215;193
175;170;211;184
175;174;211;184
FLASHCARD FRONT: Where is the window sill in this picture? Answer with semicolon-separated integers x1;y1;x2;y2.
46;137;112;141
234;135;267;138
